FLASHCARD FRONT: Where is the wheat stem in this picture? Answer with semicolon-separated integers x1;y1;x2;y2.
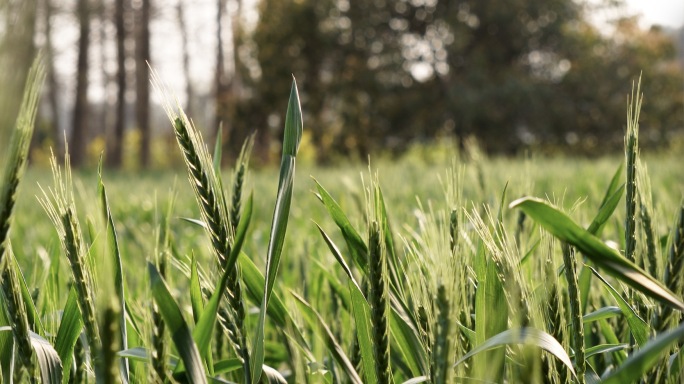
431;284;450;384
562;243;585;384
2;247;35;383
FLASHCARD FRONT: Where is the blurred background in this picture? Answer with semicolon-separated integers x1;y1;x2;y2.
0;0;682;168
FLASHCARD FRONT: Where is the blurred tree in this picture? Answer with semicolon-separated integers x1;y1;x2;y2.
0;0;37;143
177;0;193;117
248;0;683;159
215;0;246;162
41;0;63;160
106;0;127;168
71;0;91;167
136;0;151;168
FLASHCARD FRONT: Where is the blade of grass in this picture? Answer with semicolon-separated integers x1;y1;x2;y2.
349;279;377;384
602;321;684;384
292;291;363;384
148;262;207;384
453;327;576;380
313;179;368;272
97;162;129;383
473;240;507;382
509;197;684;311
582;306;621;324
250;77;302;383
590;267;649;346
30;331;62;384
54;288;83;384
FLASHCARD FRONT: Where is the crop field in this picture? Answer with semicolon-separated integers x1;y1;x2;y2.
1;62;684;384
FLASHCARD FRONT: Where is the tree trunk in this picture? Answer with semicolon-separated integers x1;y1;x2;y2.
177;0;193;117
136;0;151;168
105;0;126;168
98;0;113;164
71;0;91;167
214;0;227;148
0;0;37;139
43;0;63;160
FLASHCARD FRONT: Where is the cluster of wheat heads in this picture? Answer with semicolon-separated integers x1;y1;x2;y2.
1;56;683;384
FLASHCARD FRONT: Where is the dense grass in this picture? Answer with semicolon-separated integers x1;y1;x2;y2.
3;65;684;383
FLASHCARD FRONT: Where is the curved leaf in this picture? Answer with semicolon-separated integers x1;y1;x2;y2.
54;288;83;384
583;306;621;324
30;331;63;384
591;267;650;346
602;322;684;384
453;327;576;379
509;197;684;311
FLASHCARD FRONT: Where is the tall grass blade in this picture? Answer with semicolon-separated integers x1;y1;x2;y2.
590;267;649;346
473;240;507;382
314;180;368;271
453;328;577;379
251;77;302;383
509;197;684;311
54;288;83;384
587;184;625;236
349;280;377;384
237;252;309;350
658;203;684;332
148;262;207;384
601;322;684;384
580;173;625;313
97;162;129;383
292;292;363;384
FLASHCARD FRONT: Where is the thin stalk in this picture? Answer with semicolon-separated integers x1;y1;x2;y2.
624;81;642;263
152;251;169;382
431;284;450;384
562;243;585;384
101;303;120;384
2;248;35;383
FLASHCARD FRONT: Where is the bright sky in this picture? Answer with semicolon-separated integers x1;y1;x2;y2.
625;0;684;28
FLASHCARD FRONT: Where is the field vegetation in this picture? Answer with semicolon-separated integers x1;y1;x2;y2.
1;58;683;383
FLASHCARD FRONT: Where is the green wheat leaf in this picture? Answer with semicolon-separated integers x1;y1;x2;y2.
509;197;684;311
148;262;207;384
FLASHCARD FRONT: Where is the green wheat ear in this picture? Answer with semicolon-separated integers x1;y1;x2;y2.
2;245;35;382
624;77;642;264
368;220;391;384
0;56;45;263
40;153;102;380
151;68;254;381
